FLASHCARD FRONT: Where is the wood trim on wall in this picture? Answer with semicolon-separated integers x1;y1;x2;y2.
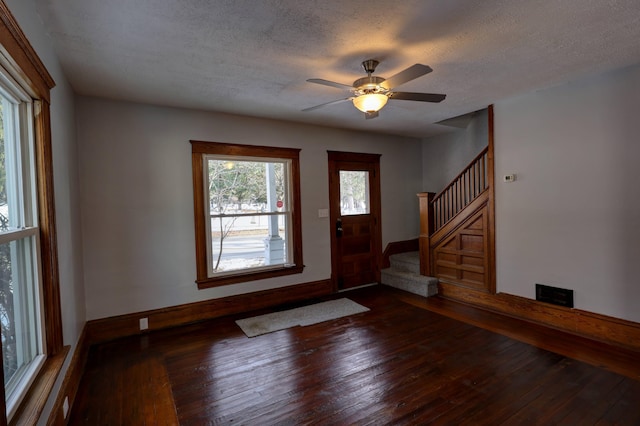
417;192;435;276
0;2;54;101
35;101;64;355
486;104;496;294
86;279;334;345
438;282;640;352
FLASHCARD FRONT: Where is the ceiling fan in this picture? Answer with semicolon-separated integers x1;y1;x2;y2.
303;59;446;119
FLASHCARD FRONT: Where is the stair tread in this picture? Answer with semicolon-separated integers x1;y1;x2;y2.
389;251;420;263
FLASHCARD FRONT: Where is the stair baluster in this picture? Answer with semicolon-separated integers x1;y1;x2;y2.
431;146;488;231
418;146;489;277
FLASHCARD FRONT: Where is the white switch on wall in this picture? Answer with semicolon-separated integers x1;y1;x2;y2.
318;209;329;218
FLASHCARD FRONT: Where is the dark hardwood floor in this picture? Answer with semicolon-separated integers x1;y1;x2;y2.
69;285;640;425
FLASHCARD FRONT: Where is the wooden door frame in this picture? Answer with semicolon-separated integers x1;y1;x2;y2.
327;151;382;291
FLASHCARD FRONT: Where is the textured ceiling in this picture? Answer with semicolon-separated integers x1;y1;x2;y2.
35;0;640;138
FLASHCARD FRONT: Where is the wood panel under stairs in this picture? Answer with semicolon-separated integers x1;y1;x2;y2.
430;191;493;292
381;251;438;297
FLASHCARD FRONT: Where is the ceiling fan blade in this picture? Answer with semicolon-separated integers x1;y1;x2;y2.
302;97;352;112
306;78;354;90
380;64;433;90
389;92;446;103
365;111;379;120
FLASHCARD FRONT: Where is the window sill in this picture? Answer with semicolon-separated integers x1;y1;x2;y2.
10;346;69;425
197;265;304;289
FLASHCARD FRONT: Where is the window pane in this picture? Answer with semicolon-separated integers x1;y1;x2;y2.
0;74;44;417
0;98;18;232
206;156;292;276
207;159;287;215
0;237;40;390
210;214;288;273
340;171;370;215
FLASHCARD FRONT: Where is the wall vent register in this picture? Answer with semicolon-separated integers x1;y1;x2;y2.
536;283;574;308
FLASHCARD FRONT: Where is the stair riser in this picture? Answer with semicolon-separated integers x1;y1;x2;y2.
389;258;421;274
381;271;438;298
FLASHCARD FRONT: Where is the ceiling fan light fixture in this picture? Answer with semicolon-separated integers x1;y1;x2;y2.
352;93;388;113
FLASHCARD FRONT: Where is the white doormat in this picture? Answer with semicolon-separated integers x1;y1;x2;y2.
235;298;370;337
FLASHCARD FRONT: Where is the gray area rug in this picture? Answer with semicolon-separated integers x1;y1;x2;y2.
235;298;370;337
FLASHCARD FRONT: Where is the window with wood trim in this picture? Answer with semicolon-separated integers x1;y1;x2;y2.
0;2;64;424
0;64;47;421
191;141;303;289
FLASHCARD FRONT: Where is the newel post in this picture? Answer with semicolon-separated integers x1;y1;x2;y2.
417;192;435;276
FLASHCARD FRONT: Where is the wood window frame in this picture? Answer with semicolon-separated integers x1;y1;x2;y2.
0;2;65;424
191;141;304;289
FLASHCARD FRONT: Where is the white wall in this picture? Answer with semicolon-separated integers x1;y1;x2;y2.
494;63;640;323
422;109;488;192
5;0;86;423
76;97;422;320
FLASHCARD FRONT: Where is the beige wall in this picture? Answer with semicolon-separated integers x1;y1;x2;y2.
76;97;423;320
422;108;489;193
494;63;640;323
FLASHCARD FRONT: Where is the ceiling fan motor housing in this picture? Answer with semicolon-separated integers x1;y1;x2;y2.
353;76;387;95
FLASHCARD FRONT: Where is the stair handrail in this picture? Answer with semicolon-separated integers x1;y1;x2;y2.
431;146;489;231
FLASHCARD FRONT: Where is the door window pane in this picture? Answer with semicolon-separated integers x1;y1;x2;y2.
340;171;370;215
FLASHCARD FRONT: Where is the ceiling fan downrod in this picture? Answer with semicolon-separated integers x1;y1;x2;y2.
361;59;379;76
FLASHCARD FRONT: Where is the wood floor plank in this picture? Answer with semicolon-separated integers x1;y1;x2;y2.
68;285;640;425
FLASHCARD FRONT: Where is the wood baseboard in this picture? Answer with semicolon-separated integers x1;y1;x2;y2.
86;279;334;345
438;282;640;351
382;239;419;269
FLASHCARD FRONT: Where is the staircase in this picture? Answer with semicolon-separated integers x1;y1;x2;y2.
381;251;438;297
418;145;494;294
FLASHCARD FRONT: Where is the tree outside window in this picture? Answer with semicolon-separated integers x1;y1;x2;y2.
206;158;287;273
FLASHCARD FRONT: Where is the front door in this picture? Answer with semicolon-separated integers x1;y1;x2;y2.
328;151;382;290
